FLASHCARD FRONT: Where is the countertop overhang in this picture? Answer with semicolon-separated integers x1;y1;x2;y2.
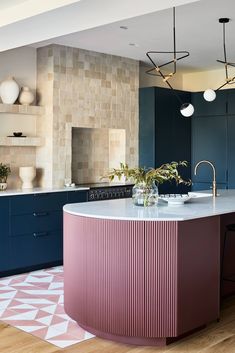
63;189;235;221
0;186;90;197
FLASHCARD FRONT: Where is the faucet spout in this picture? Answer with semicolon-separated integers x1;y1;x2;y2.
194;160;217;197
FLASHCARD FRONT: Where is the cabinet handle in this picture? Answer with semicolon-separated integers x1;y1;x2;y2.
33;232;48;237
33;212;48;217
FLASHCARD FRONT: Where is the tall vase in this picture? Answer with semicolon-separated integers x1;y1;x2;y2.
132;181;159;206
0;77;20;104
19;86;34;105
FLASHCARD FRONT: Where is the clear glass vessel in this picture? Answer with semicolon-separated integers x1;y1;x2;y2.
132;181;159;207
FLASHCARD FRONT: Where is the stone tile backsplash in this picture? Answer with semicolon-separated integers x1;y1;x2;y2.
36;45;139;187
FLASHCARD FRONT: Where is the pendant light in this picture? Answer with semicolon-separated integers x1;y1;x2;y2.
146;7;189;79
204;18;235;102
145;7;193;117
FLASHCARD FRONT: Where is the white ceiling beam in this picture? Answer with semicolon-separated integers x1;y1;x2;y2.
0;0;199;52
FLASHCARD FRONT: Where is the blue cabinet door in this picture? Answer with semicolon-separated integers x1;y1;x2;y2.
228;116;235;188
192;90;227;116
10;192;67;215
191;182;227;191
0;197;10;272
191;115;227;184
139;87;191;194
155;88;191;194
227;89;235;115
139;88;155;168
11;231;63;269
67;190;88;203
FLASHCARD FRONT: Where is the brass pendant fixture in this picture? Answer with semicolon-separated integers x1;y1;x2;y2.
146;7;189;80
145;7;193;117
204;18;235;102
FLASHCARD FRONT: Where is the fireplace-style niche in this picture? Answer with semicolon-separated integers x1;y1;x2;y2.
72;127;126;185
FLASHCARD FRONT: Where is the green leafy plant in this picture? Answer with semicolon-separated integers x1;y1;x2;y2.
103;161;191;186
0;163;11;183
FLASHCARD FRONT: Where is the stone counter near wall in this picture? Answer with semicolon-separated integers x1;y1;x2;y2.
36;45;139;188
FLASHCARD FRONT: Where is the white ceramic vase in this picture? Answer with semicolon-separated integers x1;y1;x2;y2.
0;77;20;104
19;166;36;189
19;86;34;105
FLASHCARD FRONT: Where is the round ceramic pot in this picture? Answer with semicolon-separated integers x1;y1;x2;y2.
19;166;36;189
0;77;20;104
19;86;34;105
0;182;7;191
132;181;159;206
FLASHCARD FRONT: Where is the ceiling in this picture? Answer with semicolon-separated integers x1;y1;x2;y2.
0;0;197;52
0;0;28;10
31;0;235;72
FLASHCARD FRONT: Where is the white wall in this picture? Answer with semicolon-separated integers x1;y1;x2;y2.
0;46;37;189
139;64;184;90
0;46;37;137
182;68;234;92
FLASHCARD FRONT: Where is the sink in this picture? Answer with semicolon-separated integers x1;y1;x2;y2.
188;192;213;198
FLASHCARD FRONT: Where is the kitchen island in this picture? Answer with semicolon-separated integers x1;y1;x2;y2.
63;190;235;346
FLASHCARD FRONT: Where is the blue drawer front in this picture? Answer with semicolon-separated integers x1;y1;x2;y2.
67;190;88;203
11;230;63;268
11;210;62;236
10;192;67;215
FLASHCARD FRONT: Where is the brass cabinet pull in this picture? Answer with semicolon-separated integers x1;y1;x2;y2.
33;212;48;217
33;232;48;237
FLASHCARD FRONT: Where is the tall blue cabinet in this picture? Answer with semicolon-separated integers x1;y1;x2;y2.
191;89;235;190
139;86;191;194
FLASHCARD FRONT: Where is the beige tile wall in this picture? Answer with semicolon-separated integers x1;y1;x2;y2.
36;44;139;187
0;146;35;188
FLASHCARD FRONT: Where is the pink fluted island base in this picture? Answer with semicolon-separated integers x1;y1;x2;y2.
63;212;220;346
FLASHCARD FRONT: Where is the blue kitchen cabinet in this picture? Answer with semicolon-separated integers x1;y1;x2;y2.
139;87;155;168
0;190;89;276
9;192;67;271
0;197;10;272
191;90;227;117
228;116;235;188
191;115;227;186
227;89;235;115
191;182;227;191
10;192;67;215
139;87;191;194
67;190;88;203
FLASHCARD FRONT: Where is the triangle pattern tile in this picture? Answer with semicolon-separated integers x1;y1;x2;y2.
0;266;94;348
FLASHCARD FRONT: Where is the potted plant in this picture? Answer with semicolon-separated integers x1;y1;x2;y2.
0;163;11;190
103;161;191;206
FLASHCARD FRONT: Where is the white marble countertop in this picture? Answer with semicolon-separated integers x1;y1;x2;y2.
0;186;89;197
63;189;235;221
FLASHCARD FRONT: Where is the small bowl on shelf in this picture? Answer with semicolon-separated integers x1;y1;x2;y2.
13;132;23;137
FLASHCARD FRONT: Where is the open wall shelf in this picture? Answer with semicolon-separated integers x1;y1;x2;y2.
0;137;43;147
0;104;45;115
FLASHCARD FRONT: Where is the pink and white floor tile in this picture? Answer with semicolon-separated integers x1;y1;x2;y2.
0;266;94;348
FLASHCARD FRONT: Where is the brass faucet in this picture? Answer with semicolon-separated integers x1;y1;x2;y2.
194;160;217;197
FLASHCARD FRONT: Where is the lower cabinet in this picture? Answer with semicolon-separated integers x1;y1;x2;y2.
67;190;88;203
0;198;10;272
0;190;88;277
11;231;63;269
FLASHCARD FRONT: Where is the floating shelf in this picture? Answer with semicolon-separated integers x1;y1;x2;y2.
0;137;43;147
0;104;45;115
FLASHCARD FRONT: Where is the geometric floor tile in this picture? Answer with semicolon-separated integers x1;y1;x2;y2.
0;266;95;348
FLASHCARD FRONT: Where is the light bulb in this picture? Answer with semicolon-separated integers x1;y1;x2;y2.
203;89;216;102
180;103;194;117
